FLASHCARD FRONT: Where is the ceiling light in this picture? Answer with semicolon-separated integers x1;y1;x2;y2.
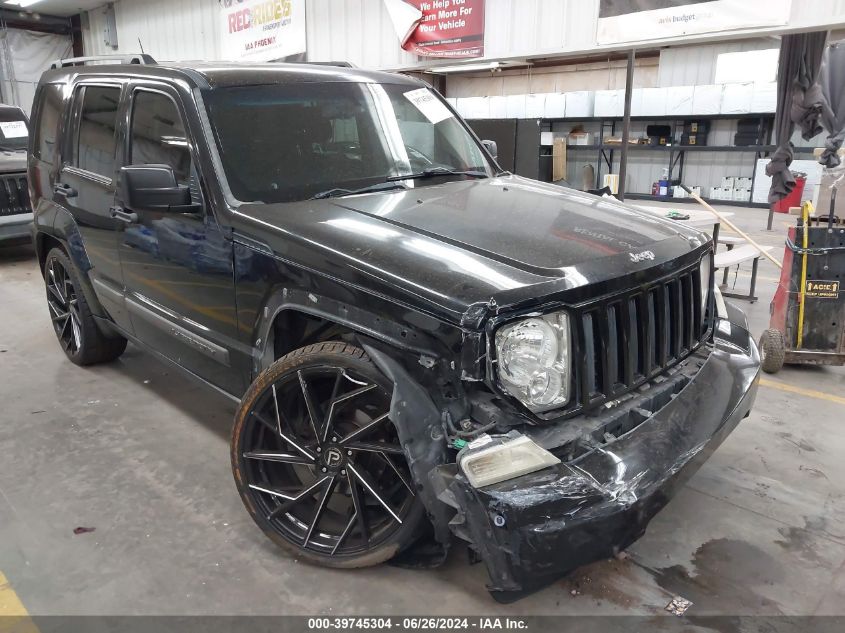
4;0;43;8
428;60;530;74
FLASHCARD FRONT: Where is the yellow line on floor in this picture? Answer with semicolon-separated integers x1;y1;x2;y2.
0;571;39;633
759;378;845;406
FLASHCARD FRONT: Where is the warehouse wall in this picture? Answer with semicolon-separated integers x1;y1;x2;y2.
81;0;845;69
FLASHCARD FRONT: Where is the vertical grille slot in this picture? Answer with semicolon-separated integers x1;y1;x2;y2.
0;175;29;216
565;263;710;416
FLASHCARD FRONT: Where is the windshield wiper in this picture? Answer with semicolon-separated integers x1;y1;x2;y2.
309;181;407;200
387;166;489;181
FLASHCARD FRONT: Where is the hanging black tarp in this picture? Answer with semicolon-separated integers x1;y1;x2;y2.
818;40;845;169
767;32;829;204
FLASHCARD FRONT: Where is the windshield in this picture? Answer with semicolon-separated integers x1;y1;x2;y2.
204;82;493;203
0;108;28;151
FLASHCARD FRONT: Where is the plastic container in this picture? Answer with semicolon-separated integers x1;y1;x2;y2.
772;175;807;213
658;168;670;198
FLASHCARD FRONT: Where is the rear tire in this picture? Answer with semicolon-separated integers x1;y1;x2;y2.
759;329;786;374
44;247;127;366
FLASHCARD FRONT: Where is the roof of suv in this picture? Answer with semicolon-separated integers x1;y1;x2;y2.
41;60;423;90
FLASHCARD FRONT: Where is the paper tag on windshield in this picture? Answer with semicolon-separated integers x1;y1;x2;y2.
0;121;26;139
404;88;452;125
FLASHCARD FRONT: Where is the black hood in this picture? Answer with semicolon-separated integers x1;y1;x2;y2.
234;176;706;324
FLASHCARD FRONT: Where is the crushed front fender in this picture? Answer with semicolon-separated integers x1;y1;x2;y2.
438;313;760;602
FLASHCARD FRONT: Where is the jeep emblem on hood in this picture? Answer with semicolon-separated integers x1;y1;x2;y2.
629;250;656;263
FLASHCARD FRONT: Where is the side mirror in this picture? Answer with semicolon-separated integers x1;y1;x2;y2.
482;139;498;160
121;164;194;212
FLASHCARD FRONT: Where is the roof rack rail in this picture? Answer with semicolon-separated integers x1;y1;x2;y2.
301;61;357;68
49;54;157;70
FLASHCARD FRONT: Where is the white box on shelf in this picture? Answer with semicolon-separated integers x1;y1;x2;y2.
505;94;527;118
446;98;458;111
525;94;546;118
692;84;723;115
540;131;554;146
563;91;594;118
488;96;508;118
595;89;624;117
733;188;750;201
568;132;593;146
736;177;752;189
468;96;490;119
692;186;702;197
751;82;778;113
721;176;736;190
721;82;754;114
673;186;687;198
666;86;695;116
544;93;567;118
640;87;668;116
628;88;645;116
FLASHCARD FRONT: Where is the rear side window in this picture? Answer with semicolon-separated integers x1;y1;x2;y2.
73;85;121;177
129;91;191;186
33;83;63;162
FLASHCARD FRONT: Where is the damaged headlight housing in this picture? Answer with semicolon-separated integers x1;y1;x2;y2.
699;252;713;317
494;312;570;412
460;434;560;488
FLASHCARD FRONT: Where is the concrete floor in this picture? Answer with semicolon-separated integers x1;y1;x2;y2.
0;205;844;617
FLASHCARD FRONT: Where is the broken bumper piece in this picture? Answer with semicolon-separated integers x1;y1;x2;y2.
443;312;760;602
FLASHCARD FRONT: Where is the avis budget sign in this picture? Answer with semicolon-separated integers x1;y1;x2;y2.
404;0;485;59
220;0;306;61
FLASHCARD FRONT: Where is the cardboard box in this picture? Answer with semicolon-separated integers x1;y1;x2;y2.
720;83;754;114
639;87;668;116
505;94;527;118
693;85;723;115
544;93;567;118
552;138;567;183
540;131;554;146
595;89;624;117
666;86;695;116
568;132;593;146
488;96;508;118
525;94;546;119
751;82;778;113
563;91;594;118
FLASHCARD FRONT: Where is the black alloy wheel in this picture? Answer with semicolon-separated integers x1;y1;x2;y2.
232;343;423;568
43;248;127;365
45;255;83;356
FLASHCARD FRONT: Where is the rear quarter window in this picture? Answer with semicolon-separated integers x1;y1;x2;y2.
32;83;63;163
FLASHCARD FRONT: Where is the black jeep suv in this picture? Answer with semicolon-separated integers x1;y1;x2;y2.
29;55;760;600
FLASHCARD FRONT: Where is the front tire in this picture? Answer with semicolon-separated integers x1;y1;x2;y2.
759;328;786;374
44;248;127;365
231;342;424;568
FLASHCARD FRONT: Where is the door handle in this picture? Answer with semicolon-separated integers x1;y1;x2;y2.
54;182;77;198
109;206;138;224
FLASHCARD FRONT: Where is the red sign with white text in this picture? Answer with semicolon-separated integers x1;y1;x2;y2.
403;0;484;59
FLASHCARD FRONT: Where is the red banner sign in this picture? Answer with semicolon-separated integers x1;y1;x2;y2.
403;0;484;59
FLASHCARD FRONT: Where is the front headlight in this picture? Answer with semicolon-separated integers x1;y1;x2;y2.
699;253;713;316
494;312;570;412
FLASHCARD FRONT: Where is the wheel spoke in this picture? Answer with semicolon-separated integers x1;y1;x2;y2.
347;463;403;524
347;470;369;543
339;412;390;446
70;314;82;351
331;511;358;556
321;382;377;443
303;475;337;547
378;452;415;495
248;484;296;501
297;371;322;443
47;283;65;306
243;451;313;465
267;476;331;521
347;441;403;454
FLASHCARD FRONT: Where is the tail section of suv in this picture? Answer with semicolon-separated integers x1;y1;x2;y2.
30;55;760;601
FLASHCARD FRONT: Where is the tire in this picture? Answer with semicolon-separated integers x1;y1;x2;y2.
44;247;127;366
231;342;425;569
759;328;786;374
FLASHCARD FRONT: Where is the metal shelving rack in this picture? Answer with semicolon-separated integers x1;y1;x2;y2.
539;113;819;208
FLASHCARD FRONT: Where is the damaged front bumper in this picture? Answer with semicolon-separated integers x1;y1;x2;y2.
437;306;760;601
